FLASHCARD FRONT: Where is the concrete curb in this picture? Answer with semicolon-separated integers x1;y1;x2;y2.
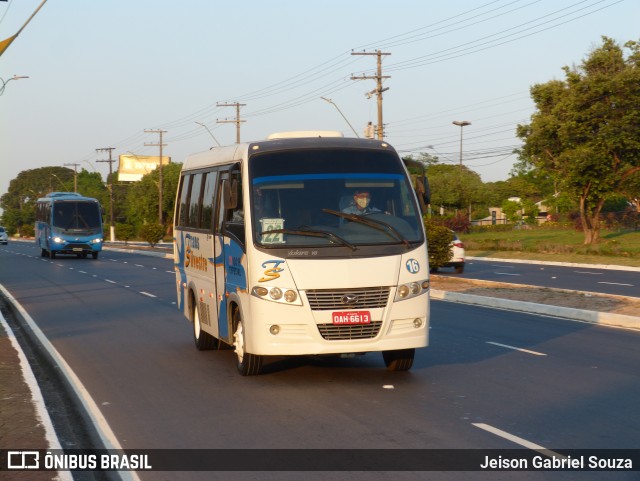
430;289;640;330
105;247;173;259
467;256;640;272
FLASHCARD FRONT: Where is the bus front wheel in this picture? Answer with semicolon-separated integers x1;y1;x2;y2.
232;310;263;376
382;348;415;371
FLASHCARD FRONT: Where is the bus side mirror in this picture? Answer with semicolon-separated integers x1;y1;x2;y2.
223;179;238;210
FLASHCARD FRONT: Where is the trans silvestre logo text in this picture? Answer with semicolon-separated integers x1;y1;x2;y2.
184;234;210;272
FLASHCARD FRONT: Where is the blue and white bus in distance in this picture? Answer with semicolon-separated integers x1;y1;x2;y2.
36;192;104;259
173;132;431;375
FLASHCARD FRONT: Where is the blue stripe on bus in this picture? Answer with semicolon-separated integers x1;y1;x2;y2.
253;173;403;184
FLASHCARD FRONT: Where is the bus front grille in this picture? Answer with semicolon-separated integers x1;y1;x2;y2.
305;287;390;310
317;321;382;340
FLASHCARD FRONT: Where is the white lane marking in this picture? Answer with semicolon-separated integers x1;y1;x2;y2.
78;270;87;274
140;291;156;298
486;341;547;356
495;272;521;276
473;423;564;458
598;281;633;287
134;264;144;267
166;271;174;274
573;271;603;275
105;279;117;284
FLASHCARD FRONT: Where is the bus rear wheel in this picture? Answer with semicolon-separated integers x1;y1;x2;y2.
382;348;415;371
192;296;218;350
232;310;263;376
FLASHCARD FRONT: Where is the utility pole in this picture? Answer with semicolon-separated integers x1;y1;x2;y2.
351;50;390;140
216;102;246;144
63;163;80;192
144;129;168;225
96;147;116;242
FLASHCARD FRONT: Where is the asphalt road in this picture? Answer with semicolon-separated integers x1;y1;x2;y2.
1;241;639;481
439;257;640;298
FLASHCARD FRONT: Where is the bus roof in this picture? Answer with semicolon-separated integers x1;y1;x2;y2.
181;135;395;172
37;192;100;203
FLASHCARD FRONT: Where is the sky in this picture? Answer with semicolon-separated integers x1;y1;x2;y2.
1;0;638;206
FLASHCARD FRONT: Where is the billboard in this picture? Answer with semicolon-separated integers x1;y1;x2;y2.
118;155;171;182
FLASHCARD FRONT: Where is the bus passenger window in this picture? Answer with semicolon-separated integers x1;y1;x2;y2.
201;171;217;230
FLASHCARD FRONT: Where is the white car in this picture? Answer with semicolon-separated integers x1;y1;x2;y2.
445;232;465;274
0;226;8;245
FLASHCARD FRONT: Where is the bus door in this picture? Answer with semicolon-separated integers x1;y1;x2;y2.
213;167;246;343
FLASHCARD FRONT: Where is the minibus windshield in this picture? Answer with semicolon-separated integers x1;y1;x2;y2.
249;149;423;249
53;201;102;231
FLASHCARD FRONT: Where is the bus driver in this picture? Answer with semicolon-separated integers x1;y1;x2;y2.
341;191;382;215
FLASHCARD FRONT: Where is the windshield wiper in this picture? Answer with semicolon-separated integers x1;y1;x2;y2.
259;227;358;251
323;209;410;248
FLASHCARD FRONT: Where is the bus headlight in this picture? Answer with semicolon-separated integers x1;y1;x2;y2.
251;286;302;306
284;290;297;303
52;236;64;244
269;287;283;300
394;278;429;302
91;238;103;244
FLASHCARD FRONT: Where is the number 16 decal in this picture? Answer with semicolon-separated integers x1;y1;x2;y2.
406;259;420;274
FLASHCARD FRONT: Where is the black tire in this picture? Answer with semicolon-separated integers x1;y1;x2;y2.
232;309;263;376
382;348;415;371
192;294;218;350
454;265;464;274
41;248;47;257
92;252;99;259
50;251;56;259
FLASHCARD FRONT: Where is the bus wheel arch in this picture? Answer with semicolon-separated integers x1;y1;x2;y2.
231;305;263;376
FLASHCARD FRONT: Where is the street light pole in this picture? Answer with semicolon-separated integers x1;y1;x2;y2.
320;97;359;138
453;120;472;221
452;120;471;167
0;75;29;96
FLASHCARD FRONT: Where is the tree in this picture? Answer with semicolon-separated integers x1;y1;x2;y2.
426;164;484;214
501;199;522;223
516;37;640;244
0;166;75;235
125;163;181;230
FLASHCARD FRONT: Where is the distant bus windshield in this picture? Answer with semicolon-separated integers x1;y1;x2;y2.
249;149;423;249
53;201;102;230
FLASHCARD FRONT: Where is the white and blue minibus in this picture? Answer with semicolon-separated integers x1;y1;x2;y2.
36;192;104;259
173;132;430;375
